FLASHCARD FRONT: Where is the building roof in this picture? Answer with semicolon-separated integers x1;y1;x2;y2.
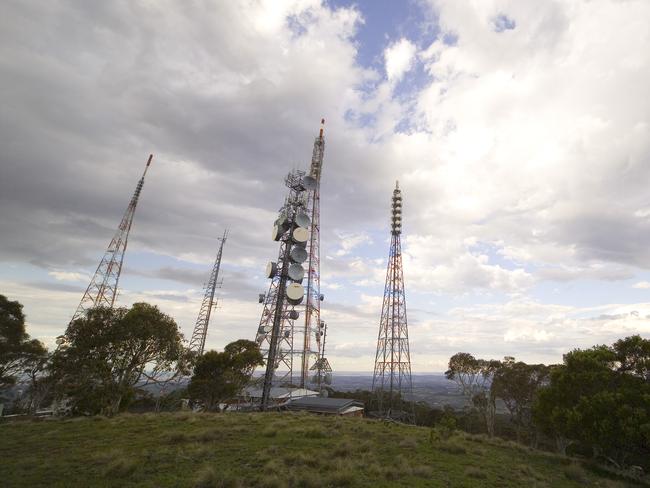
242;387;319;400
286;397;364;414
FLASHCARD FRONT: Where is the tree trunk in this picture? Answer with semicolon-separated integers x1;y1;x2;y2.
556;435;571;455
486;399;496;437
108;394;122;416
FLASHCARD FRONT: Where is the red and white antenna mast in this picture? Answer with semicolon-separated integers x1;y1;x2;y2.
67;154;153;326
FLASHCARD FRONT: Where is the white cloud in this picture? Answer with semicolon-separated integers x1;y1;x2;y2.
633;281;650;289
48;271;87;282
384;38;417;82
2;0;650;372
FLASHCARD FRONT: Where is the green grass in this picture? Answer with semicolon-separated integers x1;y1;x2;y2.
0;412;637;487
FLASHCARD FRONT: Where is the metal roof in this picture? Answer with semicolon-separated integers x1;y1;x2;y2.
243;387;319;400
286;397;364;413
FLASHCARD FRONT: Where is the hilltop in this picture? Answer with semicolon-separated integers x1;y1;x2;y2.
0;412;640;487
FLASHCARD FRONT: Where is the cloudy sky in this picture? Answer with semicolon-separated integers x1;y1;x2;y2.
2;0;650;372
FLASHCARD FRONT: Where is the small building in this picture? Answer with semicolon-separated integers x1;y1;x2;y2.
242;387;320;402
285;397;365;417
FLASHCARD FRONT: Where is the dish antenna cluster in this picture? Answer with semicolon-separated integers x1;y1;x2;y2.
257;120;327;409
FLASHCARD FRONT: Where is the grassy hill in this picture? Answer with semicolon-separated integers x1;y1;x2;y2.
0;412;641;487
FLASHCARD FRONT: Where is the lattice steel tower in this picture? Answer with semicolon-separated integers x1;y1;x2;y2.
371;181;414;422
256;121;326;407
67;154;153;327
188;229;228;355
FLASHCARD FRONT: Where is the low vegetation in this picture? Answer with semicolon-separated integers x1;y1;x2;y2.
0;411;643;487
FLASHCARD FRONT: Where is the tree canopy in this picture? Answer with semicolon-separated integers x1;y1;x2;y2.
188;339;263;411
0;294;47;396
51;303;186;415
533;336;650;465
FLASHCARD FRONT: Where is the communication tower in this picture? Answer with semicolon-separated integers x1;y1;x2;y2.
371;181;415;422
256;121;327;408
66;154;153;329
188;229;228;355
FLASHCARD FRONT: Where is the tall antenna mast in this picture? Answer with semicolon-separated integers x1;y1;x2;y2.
256;120;327;407
67;154;153;327
301;118;326;388
371;180;414;422
188;229;228;355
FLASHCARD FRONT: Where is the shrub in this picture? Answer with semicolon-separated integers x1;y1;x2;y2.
439;413;457;439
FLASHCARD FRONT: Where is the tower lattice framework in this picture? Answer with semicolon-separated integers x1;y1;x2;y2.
188;229;228;356
67;154;153;328
371;181;414;422
256;121;326;399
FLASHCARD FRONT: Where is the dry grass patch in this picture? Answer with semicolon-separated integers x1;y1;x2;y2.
399;436;418;449
465;466;487;480
412;464;434;478
167;432;190;444
437;440;467;455
193;465;242;488
564;463;589;484
102;455;138;478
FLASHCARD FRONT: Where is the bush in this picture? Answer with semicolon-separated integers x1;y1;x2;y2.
439;411;457;439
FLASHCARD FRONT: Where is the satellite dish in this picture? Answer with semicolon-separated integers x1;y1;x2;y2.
295;212;311;228
292;227;309;246
286;283;304;304
272;225;282;241
319;294;324;301
266;261;278;278
288;263;305;282
257;326;266;335
303;175;317;190
275;214;290;235
284;331;290;338
289;310;299;320
263;325;272;333
258;293;265;303
290;247;308;263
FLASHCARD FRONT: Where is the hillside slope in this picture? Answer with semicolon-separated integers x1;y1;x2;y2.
0;412;638;487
